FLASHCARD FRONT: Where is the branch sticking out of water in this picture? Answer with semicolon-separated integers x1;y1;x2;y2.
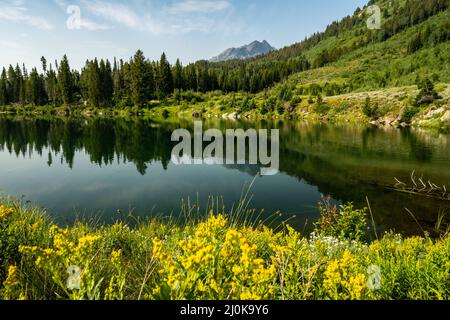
392;170;450;201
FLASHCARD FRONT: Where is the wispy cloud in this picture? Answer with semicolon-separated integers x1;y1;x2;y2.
61;0;240;36
77;19;110;31
0;40;23;50
0;0;53;30
167;0;230;14
82;0;140;28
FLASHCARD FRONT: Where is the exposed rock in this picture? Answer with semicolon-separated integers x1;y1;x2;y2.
419;95;436;104
379;115;399;127
424;107;445;118
442;110;450;123
287;106;296;113
228;112;239;119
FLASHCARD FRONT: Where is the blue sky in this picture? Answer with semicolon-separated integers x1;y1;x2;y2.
0;0;369;70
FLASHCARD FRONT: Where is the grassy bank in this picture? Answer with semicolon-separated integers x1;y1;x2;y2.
0;198;449;300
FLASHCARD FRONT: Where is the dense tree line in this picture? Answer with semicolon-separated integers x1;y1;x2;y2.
0;50;310;108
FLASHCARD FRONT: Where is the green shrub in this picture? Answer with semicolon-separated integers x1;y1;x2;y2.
162;109;170;118
400;106;420;123
278;84;293;102
414;77;441;106
362;97;379;118
290;95;302;105
336;101;351;113
315;197;368;242
314;95;330;115
276;101;285;115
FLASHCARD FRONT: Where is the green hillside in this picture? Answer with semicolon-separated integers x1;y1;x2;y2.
145;0;450;130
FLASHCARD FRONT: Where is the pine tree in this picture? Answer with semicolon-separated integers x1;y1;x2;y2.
0;68;8;105
157;53;173;99
100;59;113;107
172;59;184;90
130;50;154;107
7;65;18;104
415;77;440;105
46;64;59;106
58;55;74;105
112;58;125;102
16;65;26;105
407;31;423;54
41;56;48;73
27;68;47;105
86;59;101;107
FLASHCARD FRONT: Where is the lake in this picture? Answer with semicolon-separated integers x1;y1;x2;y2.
0;115;449;236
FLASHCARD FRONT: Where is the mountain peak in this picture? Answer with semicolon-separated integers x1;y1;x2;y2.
211;40;276;62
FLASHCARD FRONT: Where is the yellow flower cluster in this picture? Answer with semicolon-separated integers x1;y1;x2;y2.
152;214;276;300
323;251;366;300
105;249;126;300
0;205;14;221
111;249;123;266
195;213;228;237
3;266;19;288
222;229;275;286
1;265;23;300
19;225;101;299
2;203;450;300
21;226;100;266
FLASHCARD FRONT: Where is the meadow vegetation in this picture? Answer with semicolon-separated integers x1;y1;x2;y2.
1;198;449;300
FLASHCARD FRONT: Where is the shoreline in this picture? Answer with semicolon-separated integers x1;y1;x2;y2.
1;84;449;132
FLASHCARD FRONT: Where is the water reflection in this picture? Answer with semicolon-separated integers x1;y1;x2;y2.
0;115;449;236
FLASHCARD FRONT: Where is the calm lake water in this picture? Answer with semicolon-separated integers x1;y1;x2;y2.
0;116;449;236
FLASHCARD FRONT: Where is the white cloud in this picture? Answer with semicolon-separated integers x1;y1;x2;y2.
168;0;230;14
77;0;239;36
78;18;110;31
0;0;54;30
82;0;140;28
0;40;23;49
143;15;213;35
53;0;66;8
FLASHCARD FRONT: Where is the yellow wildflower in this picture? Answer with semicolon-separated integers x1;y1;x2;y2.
323;251;367;300
152;238;165;261
2;265;21;300
111;249;122;264
240;291;261;300
78;235;100;248
0;205;14;221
